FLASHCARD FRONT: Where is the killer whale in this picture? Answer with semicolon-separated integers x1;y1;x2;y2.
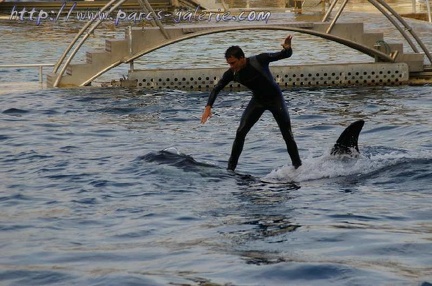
142;120;366;183
330;120;365;156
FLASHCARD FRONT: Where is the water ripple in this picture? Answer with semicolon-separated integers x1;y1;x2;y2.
1;12;432;285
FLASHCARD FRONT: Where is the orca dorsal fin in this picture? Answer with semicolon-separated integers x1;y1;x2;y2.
330;120;365;156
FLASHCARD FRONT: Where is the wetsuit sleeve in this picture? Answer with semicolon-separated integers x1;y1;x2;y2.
256;47;292;65
206;69;234;107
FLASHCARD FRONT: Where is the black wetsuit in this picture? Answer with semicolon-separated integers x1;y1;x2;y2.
206;48;302;171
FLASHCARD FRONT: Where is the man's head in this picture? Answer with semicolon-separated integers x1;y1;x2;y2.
225;46;245;59
225;46;247;72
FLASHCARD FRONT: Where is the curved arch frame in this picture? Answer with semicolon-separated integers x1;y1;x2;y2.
79;25;394;86
323;0;432;64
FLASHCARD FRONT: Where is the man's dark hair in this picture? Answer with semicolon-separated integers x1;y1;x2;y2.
225;46;245;59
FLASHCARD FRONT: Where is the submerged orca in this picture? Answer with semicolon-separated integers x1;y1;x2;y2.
143;120;365;177
330;120;365;156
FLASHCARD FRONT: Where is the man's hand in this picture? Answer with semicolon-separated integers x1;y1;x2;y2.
281;35;293;50
201;105;212;124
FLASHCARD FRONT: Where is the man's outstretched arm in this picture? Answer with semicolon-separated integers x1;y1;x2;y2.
201;69;233;124
257;34;293;64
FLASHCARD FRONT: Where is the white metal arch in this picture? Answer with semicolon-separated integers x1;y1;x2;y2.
79;25;395;86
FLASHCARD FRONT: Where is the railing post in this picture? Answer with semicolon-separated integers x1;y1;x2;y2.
326;0;349;33
39;66;43;84
426;0;432;22
323;0;339;22
128;26;133;56
128;26;134;72
0;64;54;85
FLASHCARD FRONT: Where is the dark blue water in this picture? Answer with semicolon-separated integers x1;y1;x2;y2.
1;85;431;285
1;8;432;286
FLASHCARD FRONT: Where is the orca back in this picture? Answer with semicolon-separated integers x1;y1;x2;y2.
330;120;365;156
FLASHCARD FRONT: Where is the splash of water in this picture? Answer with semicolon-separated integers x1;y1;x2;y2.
263;147;432;183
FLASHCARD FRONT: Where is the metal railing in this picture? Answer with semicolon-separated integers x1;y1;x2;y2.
51;0;168;87
0;63;54;84
323;0;432;65
51;0;128;87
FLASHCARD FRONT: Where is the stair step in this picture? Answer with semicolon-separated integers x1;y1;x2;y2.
106;39;128;53
385;43;404;54
313;22;365;42
86;51;110;64
395;53;425;72
66;65;73;76
46;73;55;86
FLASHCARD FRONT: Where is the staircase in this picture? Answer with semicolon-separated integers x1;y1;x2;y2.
312;22;425;72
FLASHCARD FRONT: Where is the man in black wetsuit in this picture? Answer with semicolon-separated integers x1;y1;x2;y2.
201;35;302;171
